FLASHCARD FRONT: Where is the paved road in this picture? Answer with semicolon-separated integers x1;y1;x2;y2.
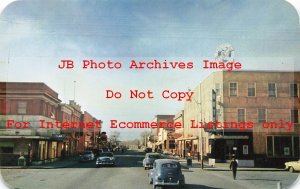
1;150;299;189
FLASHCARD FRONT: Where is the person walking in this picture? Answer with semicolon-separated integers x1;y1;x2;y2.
229;158;238;180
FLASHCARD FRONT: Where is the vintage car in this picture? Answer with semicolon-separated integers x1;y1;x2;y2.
79;151;95;162
96;152;115;167
149;159;185;189
285;159;300;172
143;153;161;170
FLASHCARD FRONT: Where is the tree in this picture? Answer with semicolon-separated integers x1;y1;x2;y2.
140;131;151;146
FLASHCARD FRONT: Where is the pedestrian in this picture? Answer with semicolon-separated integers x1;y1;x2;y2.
229;158;238;180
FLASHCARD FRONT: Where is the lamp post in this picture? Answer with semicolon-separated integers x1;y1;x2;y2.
190;85;204;169
27;142;31;165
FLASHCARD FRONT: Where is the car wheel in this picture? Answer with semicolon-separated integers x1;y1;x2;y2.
289;166;295;173
144;167;147;170
149;178;153;184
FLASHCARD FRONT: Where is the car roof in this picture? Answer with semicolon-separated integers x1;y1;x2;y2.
146;153;160;155
154;159;179;165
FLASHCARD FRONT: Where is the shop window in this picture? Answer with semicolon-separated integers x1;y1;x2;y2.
266;136;273;156
274;136;292;157
294;137;299;157
1;147;13;153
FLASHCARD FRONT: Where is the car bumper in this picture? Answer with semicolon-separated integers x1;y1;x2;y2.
154;180;181;186
96;161;115;165
144;164;153;168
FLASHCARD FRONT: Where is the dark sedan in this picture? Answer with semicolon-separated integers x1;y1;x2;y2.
143;153;161;170
149;159;185;189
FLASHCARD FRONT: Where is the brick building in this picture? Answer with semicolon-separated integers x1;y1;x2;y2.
0;82;62;165
182;71;300;167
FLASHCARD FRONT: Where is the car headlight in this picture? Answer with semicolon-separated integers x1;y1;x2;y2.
156;177;162;182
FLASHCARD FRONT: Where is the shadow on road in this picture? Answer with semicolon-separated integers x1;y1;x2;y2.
238;178;280;181
185;184;223;189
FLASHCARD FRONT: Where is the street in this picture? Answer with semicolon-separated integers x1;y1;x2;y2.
1;150;299;189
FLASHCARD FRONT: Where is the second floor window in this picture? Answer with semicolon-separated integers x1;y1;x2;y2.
258;109;266;123
248;83;256;97
268;83;276;97
238;109;245;122
230;82;237;96
290;84;298;97
17;101;27;114
291;110;299;124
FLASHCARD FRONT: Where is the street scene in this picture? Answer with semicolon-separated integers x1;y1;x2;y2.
1;149;299;189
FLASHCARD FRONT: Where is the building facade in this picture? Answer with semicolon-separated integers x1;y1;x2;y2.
0;82;62;165
183;71;300;166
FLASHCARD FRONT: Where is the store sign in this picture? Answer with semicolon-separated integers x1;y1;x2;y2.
52;134;65;140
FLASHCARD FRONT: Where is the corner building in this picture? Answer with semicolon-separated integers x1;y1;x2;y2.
184;71;300;167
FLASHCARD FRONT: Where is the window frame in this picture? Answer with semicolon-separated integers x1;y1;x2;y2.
229;82;238;96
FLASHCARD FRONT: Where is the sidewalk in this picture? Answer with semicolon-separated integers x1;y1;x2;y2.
178;158;285;172
0;156;79;169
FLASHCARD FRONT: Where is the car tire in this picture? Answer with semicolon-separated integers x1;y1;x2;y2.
144;167;147;170
149;179;153;184
289;166;294;173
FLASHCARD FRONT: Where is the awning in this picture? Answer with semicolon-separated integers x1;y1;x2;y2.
0;141;14;147
168;133;182;139
176;136;198;141
0;136;51;139
209;135;249;140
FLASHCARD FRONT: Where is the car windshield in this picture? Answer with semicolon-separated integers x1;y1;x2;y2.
84;151;92;155
148;155;160;158
100;153;113;157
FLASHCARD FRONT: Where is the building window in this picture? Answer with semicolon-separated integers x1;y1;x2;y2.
294;137;299;157
267;136;299;157
268;83;276;97
229;82;237;96
274;136;292;157
290;84;298;97
291;110;299;123
237;109;245;122
267;136;273;156
258;109;266;123
248;83;256;97
215;83;220;96
17;101;27;114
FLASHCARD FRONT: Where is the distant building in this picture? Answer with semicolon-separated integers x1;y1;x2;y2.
183;71;300;166
152;115;175;152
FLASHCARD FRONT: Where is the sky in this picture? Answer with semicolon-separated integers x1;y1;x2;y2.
0;0;300;140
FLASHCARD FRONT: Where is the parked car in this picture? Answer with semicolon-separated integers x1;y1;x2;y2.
285;159;300;172
79;151;95;162
161;152;175;159
144;147;152;153
143;153;161;170
96;152;115;167
149;159;185;189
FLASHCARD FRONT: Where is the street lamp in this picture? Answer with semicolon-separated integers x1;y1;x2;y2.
190;86;204;169
27;142;31;165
